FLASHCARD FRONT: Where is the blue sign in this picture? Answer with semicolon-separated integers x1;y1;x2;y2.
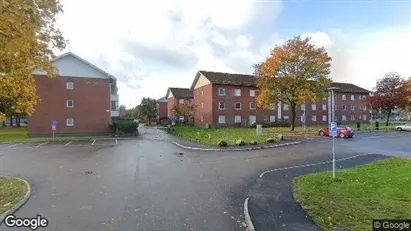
52;120;57;131
171;116;176;123
330;122;337;137
301;114;306;123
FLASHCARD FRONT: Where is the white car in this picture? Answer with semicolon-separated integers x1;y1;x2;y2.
396;123;411;131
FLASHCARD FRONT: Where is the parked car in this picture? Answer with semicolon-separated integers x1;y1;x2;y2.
318;125;355;138
395;123;411;131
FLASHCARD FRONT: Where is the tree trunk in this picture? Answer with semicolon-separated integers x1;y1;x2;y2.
2;121;5;126
16;117;21;127
148;117;151;125
290;103;296;131
9;117;13;126
385;109;391;126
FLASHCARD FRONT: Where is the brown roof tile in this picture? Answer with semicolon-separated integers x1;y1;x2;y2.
168;88;193;98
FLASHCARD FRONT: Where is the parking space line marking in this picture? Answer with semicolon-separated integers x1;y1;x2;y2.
115;139;118;145
35;142;48;148
64;141;73;146
8;143;21;148
91;140;96;146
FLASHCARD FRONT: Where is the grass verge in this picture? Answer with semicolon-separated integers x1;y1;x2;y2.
293;157;411;231
0;127;109;143
0;176;28;215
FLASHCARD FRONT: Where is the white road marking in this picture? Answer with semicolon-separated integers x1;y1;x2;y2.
7;143;21;148
91;140;96;146
35;142;48;148
259;153;371;178
64;141;73;146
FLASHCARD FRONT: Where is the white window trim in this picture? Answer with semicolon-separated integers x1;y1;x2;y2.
311;104;317;110
301;104;306;110
201;102;204;109
218;88;226;96
201;90;204;96
249;102;256;110
249;115;256;124
218;116;226;124
322;115;327;121
269;115;276;122
283;104;289;110
342;94;346;100
322;104;327;110
249;90;255;97
66;82;74;90
351;115;355;120
179;99;184;104
234;89;241;96
342;115;347;121
66;118;74;127
351;105;355;110
312;115;317;121
218;102;226;110
234;115;242;123
200;115;204;122
283;115;289;120
234;102;241;110
351;95;355;100
66;100;74;108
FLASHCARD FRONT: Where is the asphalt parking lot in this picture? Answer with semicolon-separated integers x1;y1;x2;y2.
0;138;122;150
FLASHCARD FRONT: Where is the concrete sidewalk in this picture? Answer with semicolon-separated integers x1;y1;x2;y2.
246;154;388;231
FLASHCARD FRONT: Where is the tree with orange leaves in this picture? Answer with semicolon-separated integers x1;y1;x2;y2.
254;36;332;131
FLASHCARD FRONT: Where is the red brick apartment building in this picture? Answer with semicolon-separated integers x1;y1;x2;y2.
28;52;119;136
190;71;371;128
165;88;194;119
156;97;168;119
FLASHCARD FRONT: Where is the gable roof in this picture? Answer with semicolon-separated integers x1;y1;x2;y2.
193;70;370;94
52;52;116;80
157;97;168;102
166;88;193;98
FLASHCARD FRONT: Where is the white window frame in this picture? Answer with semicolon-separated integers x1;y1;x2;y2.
359;105;362;110
342;115;347;121
201;90;204;96
179;116;184;121
351;115;355;121
311;104;317;110
363;115;367;120
358;95;362;100
363;106;367;111
249;102;256;110
234;89;241;96
269;115;276;122
334;105;337;110
301;104;306;110
270;103;276;110
283;115;289;120
283;104;289;110
66;100;74;108
351;95;355;100
234;102;241;110
322;115;327;121
322;104;327;110
200;115;204;122
234;115;242;123
351;105;355;110
66;82;74;90
342;94;346;100
201;102;204;109
218;88;226;96
312;115;317;121
249;90;255;97
179;99;184;104
218;102;226;110
218;115;226;124
66;118;74;127
249;115;256;125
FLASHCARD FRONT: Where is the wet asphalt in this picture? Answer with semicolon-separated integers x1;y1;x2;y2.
0;127;410;231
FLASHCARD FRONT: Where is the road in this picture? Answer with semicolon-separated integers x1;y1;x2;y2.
0;129;410;231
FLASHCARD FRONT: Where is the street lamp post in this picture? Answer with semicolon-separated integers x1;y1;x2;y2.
327;87;340;179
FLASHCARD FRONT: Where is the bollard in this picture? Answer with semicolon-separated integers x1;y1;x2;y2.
375;121;379;130
357;122;360;131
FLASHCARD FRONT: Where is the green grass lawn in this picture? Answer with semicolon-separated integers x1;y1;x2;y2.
0;176;28;215
293;158;411;231
0;127;109;143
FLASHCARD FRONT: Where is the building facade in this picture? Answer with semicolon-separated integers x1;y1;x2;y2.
156;97;168;119
190;71;371;128
165;88;194;120
28;52;119;136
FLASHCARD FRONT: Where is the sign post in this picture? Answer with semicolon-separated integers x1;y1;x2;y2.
330;122;337;179
301;110;306;131
51;120;57;138
256;124;262;136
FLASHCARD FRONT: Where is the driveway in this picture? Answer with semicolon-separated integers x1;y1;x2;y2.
0;129;410;231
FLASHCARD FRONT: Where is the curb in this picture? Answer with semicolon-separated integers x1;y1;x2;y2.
172;141;302;152
0;177;31;225
244;198;255;231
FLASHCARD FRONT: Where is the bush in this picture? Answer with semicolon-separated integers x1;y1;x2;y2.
236;139;245;146
218;140;228;147
249;121;291;128
109;120;139;136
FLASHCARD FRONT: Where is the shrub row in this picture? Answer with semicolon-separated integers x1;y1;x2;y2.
109;120;139;136
248;121;291;128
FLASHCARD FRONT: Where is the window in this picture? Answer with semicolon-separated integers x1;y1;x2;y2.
201;102;204;109
363;115;367;120
363;106;367;111
359;105;362;110
301;104;306;110
218;88;226;96
283;115;289;120
283;104;289;110
342;94;346;100
201;115;204;122
66;118;74;127
218;116;226;124
351;105;355;110
66;82;74;90
219;102;225;110
179;99;184;104
270;103;276;110
312;115;317;121
342;105;346;110
311;104;317;110
342;115;347;121
322;104;327;110
270;115;276;122
249;102;256;110
249;90;255;97
334;105;337;110
234;102;241;110
234;89;241;96
190;99;194;104
111;101;118;110
179;116;184;121
358;95;362;100
66;100;74;108
249;115;256;125
201;90;204;96
322;115;327;121
234;115;242;123
351;115;355;121
351;95;355;100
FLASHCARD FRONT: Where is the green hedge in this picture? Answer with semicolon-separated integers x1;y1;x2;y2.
109;120;139;136
249;121;291;128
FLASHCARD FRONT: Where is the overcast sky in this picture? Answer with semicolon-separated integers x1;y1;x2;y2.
56;0;411;108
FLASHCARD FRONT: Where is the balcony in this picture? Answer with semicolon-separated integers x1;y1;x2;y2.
111;110;119;117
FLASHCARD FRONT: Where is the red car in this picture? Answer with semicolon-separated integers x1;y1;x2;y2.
318;125;355;138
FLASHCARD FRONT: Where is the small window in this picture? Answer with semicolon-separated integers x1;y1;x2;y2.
342;105;346;110
351;115;355;121
201;102;204;109
66;100;74;108
179;99;184;104
322;115;327;121
201;115;204;122
322;104;327;110
342;94;346;100
312;115;317;121
218;116;226;124
342;115;347;121
359;105;362;110
334;105;337;110
301;104;306;110
351;105;355;110
351;95;355;100
190;99;194;104
66;118;74;127
249;115;256;125
219;102;225;110
311;104;317;110
234;102;241;110
270;115;276;122
218;88;226;96
179;116;184;121
283;115;289;120
249;102;256;110
201;90;204;96
234;89;241;96
234;115;242;123
249;90;255;97
363;106;367;111
66;82;74;90
283;104;289;110
363;115;367;120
